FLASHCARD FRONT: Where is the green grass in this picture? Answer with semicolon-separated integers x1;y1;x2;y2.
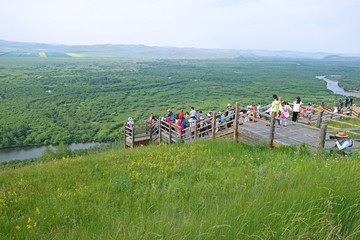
324;118;360;138
1;140;360;239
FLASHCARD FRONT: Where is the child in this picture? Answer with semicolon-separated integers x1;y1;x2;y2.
280;102;292;127
306;104;312;118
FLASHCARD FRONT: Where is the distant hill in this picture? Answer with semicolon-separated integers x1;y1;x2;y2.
323;55;360;61
0;39;343;59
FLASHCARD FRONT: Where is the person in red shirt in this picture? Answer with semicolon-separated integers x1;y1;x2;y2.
179;109;184;119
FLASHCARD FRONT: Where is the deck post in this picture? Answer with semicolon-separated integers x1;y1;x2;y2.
124;123;127;149
149;122;152;143
316;110;324;128
195;120;198;140
234;102;240;141
168;123;172;144
159;121;162;143
268;114;276;148
131;124;135;148
318;124;328;150
212;112;216;140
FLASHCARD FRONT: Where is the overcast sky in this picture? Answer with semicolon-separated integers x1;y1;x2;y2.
1;0;360;54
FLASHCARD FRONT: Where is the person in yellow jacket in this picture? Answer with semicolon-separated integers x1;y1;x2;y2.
271;94;280;116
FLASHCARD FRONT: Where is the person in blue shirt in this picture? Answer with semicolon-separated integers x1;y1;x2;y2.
339;99;344;109
180;117;187;129
167;109;174;122
333;132;353;155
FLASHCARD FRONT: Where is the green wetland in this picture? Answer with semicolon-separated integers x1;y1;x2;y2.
0;57;359;149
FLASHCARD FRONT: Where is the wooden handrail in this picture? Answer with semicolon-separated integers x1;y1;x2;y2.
124;100;359;150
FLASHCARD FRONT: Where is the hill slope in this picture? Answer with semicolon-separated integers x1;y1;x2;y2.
1;140;360;239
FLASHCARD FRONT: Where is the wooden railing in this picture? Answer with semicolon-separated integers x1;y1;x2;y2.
123;101;359;150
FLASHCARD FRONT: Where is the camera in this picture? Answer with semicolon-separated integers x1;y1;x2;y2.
329;135;338;140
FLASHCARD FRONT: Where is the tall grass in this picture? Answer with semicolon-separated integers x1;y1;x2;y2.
1;140;360;239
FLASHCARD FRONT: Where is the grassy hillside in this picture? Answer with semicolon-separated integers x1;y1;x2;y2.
1;140;360;239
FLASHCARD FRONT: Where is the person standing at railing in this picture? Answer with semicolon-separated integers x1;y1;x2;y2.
305;103;312;118
178;109;184;119
339;99;344;109
149;113;154;122
126;117;134;135
189;117;196;139
197;110;204;122
292;96;303;122
190;107;196;118
215;115;221;133
178;117;186;135
226;104;235;127
167;109;174;122
271;95;281;126
150;117;157;134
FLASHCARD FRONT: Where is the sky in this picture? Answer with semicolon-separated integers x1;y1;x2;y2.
1;0;360;54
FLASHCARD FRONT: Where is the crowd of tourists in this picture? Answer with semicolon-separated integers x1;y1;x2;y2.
126;96;358;132
332;97;355;115
126;95;322;136
125;94;355;154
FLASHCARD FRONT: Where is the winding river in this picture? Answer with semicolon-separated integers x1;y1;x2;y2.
0;142;102;162
316;75;360;97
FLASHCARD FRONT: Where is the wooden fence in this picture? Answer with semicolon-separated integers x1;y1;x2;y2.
124;101;360;150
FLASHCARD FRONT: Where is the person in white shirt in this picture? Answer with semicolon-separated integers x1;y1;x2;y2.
292;96;303;122
190;107;197;118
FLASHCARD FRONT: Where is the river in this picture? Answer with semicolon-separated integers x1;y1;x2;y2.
0;142;102;162
316;75;360;97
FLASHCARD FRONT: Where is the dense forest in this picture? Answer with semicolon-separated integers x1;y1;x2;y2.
0;57;359;148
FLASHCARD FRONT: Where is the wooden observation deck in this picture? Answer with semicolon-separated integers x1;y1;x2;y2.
124;102;360;150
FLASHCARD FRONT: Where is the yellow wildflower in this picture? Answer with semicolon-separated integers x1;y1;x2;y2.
36;207;40;214
16;226;20;230
28;217;31;223
26;225;31;229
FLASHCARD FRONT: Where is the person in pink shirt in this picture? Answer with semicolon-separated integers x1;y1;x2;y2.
280;102;292;127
